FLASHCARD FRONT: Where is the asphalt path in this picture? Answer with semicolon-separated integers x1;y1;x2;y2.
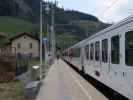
36;59;108;100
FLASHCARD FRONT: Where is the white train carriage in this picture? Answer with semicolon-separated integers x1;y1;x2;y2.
64;15;133;99
64;49;69;62
66;39;87;71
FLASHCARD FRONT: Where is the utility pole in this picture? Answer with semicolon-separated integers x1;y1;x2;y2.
41;1;56;65
45;24;49;63
39;1;43;78
51;3;56;62
40;1;43;66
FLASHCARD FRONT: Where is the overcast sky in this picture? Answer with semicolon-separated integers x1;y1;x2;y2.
44;0;133;23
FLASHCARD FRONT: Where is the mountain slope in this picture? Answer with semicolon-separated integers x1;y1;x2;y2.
0;16;35;38
0;1;110;50
71;20;110;37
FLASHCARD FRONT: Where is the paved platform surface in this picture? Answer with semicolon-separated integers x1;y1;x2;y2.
36;59;108;100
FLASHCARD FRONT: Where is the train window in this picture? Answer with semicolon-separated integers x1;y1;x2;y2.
125;31;133;66
90;43;94;60
85;45;89;60
74;48;80;57
111;35;120;64
102;39;108;63
95;41;100;61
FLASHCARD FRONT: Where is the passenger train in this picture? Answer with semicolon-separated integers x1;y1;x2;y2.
63;15;133;99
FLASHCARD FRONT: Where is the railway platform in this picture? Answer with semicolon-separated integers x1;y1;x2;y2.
36;59;108;100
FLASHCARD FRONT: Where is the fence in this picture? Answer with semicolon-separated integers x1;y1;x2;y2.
0;47;31;81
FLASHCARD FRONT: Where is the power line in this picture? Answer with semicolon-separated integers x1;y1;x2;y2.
99;0;120;19
85;0;119;21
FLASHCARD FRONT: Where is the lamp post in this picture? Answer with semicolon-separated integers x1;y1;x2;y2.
40;1;43;66
39;1;43;79
40;1;51;65
40;1;50;78
46;1;56;64
51;5;56;63
40;1;56;67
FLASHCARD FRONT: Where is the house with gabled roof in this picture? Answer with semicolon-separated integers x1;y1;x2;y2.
8;33;40;58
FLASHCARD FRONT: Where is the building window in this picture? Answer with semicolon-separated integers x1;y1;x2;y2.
102;39;108;63
111;35;119;64
29;43;33;49
90;43;94;60
17;43;21;49
85;45;89;60
125;31;133;66
95;41;100;61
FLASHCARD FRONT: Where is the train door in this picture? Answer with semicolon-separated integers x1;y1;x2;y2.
84;44;90;74
109;34;123;81
69;48;73;61
94;41;101;77
80;46;84;72
124;30;133;90
90;43;95;75
73;47;81;70
101;38;109;75
67;50;69;61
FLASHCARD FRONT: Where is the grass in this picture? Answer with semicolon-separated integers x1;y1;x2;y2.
71;20;104;34
0;16;35;38
76;20;101;32
29;59;40;67
57;34;80;52
0;81;24;100
28;59;46;68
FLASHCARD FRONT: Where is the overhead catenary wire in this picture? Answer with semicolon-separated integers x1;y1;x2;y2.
101;0;120;15
80;0;120;22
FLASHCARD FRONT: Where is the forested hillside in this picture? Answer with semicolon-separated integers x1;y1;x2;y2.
0;0;110;50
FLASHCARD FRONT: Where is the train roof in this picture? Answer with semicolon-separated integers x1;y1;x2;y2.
69;38;87;49
87;14;133;41
65;14;133;50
